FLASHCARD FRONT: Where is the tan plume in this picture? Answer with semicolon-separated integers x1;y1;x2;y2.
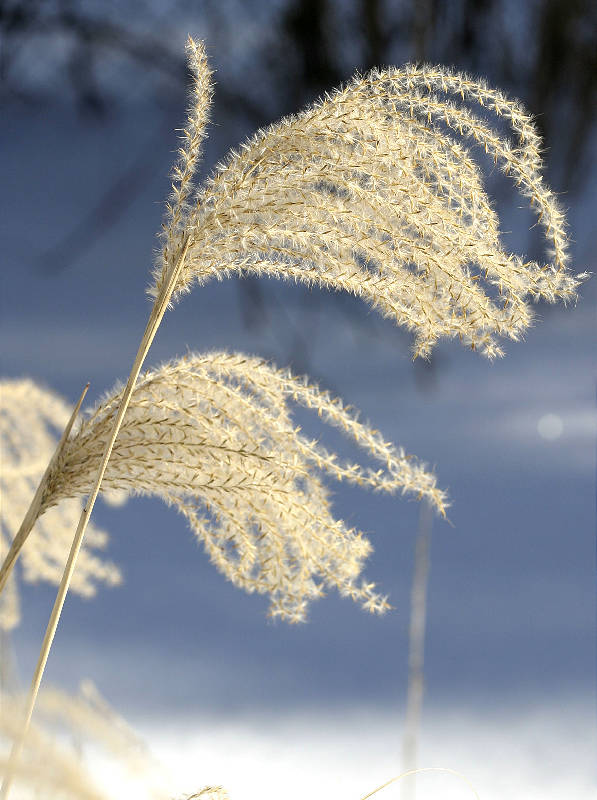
152;57;586;359
26;354;445;623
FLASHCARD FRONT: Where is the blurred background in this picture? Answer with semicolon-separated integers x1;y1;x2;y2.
1;1;596;797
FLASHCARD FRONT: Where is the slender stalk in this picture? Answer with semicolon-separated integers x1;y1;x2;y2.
361;766;480;800
401;498;433;800
0;236;191;800
0;382;89;595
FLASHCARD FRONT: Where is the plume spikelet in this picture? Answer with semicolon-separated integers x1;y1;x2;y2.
161;37;214;277
0;380;121;631
34;353;445;623
152;54;586;359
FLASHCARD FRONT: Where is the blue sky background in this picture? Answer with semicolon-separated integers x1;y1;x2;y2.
1;2;596;797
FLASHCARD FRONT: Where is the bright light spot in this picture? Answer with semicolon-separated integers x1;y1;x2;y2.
537;413;563;440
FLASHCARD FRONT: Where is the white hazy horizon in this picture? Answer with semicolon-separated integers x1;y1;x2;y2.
83;697;596;800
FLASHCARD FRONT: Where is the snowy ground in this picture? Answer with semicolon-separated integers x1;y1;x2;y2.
89;699;595;800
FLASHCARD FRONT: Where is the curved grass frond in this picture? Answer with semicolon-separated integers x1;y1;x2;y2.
151;56;586;359
0;380;121;631
34;353;446;623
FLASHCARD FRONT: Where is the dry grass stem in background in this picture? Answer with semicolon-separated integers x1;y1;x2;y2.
401;499;433;797
3;354;445;623
360;767;481;799
0;380;121;631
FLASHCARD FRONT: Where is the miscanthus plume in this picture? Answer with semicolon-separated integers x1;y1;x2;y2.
16;353;444;623
153;40;586;360
0;380;121;631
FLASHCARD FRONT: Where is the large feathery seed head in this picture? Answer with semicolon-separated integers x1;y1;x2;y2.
37;352;445;623
152;45;586;359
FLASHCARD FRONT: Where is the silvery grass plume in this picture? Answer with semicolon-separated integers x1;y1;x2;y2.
33;353;444;622
153;44;587;359
0;379;121;632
